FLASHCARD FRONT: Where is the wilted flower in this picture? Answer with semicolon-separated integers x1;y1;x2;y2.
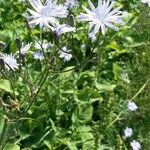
141;0;150;7
1;54;18;70
54;24;76;36
65;0;78;9
59;47;72;61
130;140;141;150
124;127;133;138
127;101;138;111
27;0;68;29
88;32;97;42
77;0;125;36
35;41;52;50
20;43;32;55
33;51;44;60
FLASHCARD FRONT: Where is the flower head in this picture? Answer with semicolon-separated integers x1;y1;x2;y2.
20;43;32;55
130;140;141;150
33;51;44;60
27;0;68;29
77;0;125;35
127;101;138;111
59;47;72;62
2;54;18;70
124;127;133;138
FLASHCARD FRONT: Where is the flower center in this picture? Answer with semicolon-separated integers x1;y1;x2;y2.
40;6;50;17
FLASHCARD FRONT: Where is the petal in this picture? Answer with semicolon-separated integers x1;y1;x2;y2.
88;0;95;11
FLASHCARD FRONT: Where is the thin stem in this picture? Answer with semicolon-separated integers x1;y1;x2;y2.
107;78;150;128
80;32;101;71
0;116;8;150
22;67;50;115
26;20;46;59
130;78;150;101
107;111;123;128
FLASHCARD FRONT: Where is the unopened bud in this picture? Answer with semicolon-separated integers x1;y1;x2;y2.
68;14;75;27
0;58;5;70
16;38;22;50
53;31;59;45
0;41;6;49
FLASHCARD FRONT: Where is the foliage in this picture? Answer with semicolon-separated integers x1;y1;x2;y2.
0;0;150;150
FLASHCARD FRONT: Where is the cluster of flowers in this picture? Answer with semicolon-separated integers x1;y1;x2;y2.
1;0;149;71
123;101;141;150
0;0;126;71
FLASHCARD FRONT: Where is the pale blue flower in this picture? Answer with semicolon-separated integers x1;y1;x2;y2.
33;51;44;60
127;101;138;111
27;0;68;29
2;54;18;70
131;140;141;150
59;47;72;62
77;0;125;35
20;43;32;55
124;127;133;138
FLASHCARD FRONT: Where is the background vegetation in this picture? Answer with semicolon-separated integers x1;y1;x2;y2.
0;0;150;149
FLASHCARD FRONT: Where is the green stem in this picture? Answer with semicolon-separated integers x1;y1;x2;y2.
130;78;150;101
107;78;150;128
0;116;8;150
107;111;123;128
80;32;101;71
22;67;49;115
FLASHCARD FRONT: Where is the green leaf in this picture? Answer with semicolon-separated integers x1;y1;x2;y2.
107;41;120;51
0;79;12;93
0;79;18;95
75;126;94;150
95;82;116;93
113;63;122;80
76;87;103;102
72;103;93;124
4;144;20;150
